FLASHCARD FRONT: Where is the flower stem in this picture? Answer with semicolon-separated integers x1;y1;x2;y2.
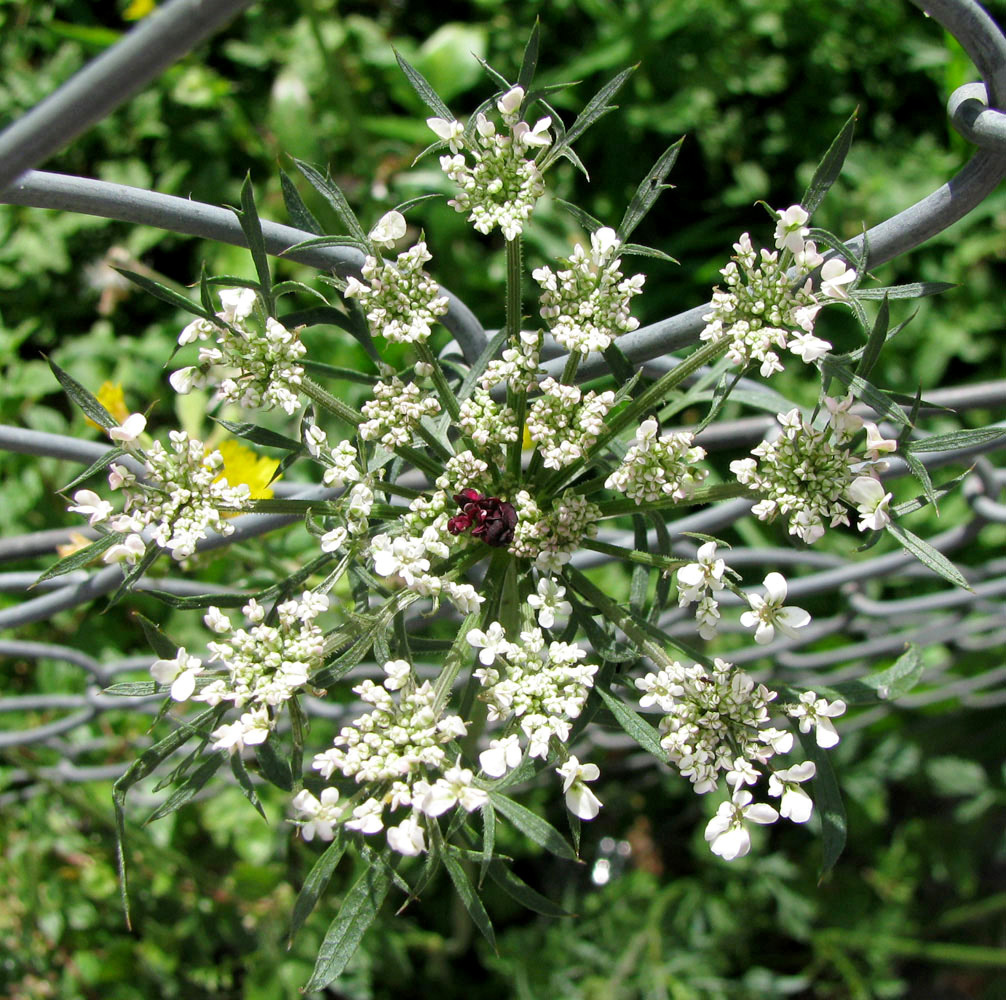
505;237;526;482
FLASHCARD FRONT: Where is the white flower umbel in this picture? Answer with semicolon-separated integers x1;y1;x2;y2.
526;378;614;470
472;624;598;760
556;756;603;820
95;431;251;561
731;407;860;544
360;377;440;450
509;491;601;572
532;227;645;355
635;657;793;794
458;389;520;453
604;419;708;504
767;761;816;823
344;240;449;345
700;215;839;375
434;87;550;240
787;691;846;748
174;291;306;414
739;572;811;644
704;789;779;860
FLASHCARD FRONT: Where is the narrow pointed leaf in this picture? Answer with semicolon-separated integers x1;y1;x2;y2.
856;293;889;380
230;752;267;820
828;645;924;704
47;356;119;429
280;168;323;235
305;861;392;991
288;831;346;946
134;612;179;660
853;281;956;300
565;65;636;147
801;110;857;216
487;859;569;916
596;686;665;757
489;792;577;860
294;159;368;244
797;729;847;879
211;418;302;452
60;444;128;494
145;752;225;823
235;174;273;312
33;533;120;584
907;427;1006;453
886;522;972;590
443;851;496;950
516;20;541;93
553;196;604;234
618;139;683;242
255;737;293;791
394;49;454;120
112;268;215;321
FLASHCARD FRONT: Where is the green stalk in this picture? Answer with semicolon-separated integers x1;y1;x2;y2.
300;376;363;427
595;482;751;518
504;237;526;482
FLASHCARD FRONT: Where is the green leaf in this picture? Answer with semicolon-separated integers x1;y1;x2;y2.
596;686;664;757
280;168;323;236
443;851;496;950
853;281;956;300
480;801;496;887
293;159;368;244
486;859;569;916
230;752;266;820
301;359;380;386
618;138;683;242
103;681;159;696
140;590;249;610
33;532;120;585
394;49;454;120
886;522;972;591
797;729;847;880
60;444;128;494
907;427;1006;453
46;355;118;429
288;831;346;946
211;418;302;452
255;738;293;791
134;612;179;660
145;752;225;823
563;65;636;149
305;860;392;991
112;268;215;322
516;20;541;93
818;357;910;428
601;342;635;384
234;174;273;313
553;197;604;235
856;293;889;380
801;109;857;216
488;792;577;860
828;645;924;704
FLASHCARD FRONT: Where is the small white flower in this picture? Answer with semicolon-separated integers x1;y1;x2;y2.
526;577;572;629
344;797;384;835
387;814;427;856
426;116;464;152
382;658;411;691
556;756;602;820
168;366;198;394
292;787;343;842
320;526;348;553
788;691;846;748
819;258;856;299
107;463;135;490
788;330;831;364
513;116;552;149
102;533;146;564
369;210;407;249
774;204;810;253
467;622;513;666
676;541;726;603
203;606;232;633
739;572;811;644
846;476;893;532
497;85;524;116
703;789;779;860
479;734;522;777
768;761;816;823
67;489;112;525
150;647;204;702
108;412;146;443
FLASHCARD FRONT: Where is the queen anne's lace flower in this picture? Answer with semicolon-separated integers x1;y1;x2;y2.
509;491;601;572
344;241;449;344
605;419;708;504
527;378;614;470
704;789;779;860
360;377;441;449
739;572;811;644
532;227;645;355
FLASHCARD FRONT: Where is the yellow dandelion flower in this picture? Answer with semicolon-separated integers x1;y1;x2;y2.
212;440;280;500
85;381;131;430
522;424;534;450
123;0;157;20
56;531;95;560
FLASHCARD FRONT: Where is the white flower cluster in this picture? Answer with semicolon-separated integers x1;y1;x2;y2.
526;378;614;469
435;449;490;494
675;541;728;639
636;657;843;859
469;622;598;762
509;490;601;573
344;240;449;345
429;86;550;240
171;287;306;414
77;430;251;562
700;206;855;377
302;425;362;489
604;419;708;504
359;377;441;449
457;388;520;452
532;227;645;355
149;593;329;753
305;661;485;855
731;401;896;544
479;328;543;392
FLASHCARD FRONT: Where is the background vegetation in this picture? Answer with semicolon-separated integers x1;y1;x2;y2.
1;1;1003;997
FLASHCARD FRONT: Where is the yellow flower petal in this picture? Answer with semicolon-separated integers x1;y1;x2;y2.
211;440;280;501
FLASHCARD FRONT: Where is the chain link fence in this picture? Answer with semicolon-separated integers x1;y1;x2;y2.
0;0;1003;799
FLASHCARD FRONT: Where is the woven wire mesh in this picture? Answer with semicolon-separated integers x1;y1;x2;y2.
0;0;1003;799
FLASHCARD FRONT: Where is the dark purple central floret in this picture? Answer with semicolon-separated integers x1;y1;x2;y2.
447;489;518;547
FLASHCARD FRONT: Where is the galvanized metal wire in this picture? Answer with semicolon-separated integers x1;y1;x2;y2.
0;0;1003;784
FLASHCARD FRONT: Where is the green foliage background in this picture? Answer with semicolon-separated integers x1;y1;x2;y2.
1;1;1003;997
